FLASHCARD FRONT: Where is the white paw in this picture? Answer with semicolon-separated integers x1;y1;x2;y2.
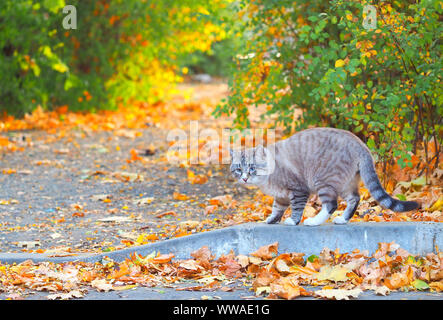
284;217;295;226
333;216;348;225
303;217;322;226
266;216;278;224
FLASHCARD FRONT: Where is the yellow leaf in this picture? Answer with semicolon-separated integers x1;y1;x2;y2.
112;284;137;291
428;197;443;212
315;265;350;282
335;59;345;68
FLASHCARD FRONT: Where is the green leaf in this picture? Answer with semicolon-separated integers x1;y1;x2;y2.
367;138;376;150
412;279;429;291
307;255;319;263
397;175;427;189
42;0;66;13
396;194;407;201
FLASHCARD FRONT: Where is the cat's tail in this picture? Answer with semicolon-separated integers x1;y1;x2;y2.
359;153;419;212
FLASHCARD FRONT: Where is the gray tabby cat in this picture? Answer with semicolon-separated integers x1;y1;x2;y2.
230;127;419;226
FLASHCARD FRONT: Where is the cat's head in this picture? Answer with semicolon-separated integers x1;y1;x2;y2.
229;145;274;185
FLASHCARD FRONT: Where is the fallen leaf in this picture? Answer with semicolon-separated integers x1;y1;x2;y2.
47;290;84;300
315;265;350;282
153;253;175;264
384;272;409;290
91;279;113;292
209;195;232;207
255;286;271;296
315;288;362;300
270;276;304;300
251;242;278;260
236;255;249;268
429;281;443;292
411;279;430;290
179;259;203;271
97;216;131;223
135;197;154;205
173;192;190;201
427;197;443;212
204;205;218;215
179;220;200;230
112;284;138;291
191;246;214;262
155;211;177;218
253;269;280;290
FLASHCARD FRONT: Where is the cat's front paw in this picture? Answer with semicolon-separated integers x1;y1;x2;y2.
303;217;321;226
265;216;280;224
283;217;296;226
333;216;348;225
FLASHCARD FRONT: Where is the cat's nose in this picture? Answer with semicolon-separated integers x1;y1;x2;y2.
242;177;248;182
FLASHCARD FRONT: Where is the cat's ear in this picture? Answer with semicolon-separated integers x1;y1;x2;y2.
255;144;268;158
228;148;234;162
255;144;275;174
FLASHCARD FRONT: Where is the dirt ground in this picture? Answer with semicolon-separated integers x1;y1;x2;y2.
0;82;265;255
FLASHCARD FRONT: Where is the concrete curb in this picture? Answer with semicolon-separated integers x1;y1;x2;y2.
1;222;442;264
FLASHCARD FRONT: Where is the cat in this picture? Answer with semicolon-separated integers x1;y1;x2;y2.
230;127;419;226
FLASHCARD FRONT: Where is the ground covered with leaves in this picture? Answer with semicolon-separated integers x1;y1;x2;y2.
1;241;442;300
0;83;442;299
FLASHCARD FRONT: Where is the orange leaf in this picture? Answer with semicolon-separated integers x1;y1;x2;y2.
191;246;214;262
384;273;409;290
155;211;177;218
153;253;175;264
204;205;218;215
253;269;280;290
251;242;279;260
270;276;304;300
173;192;190;201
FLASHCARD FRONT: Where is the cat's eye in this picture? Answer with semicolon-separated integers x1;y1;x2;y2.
234;168;242;174
249;166;256;174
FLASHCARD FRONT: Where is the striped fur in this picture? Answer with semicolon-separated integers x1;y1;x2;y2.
230;127;419;226
359;153;419;212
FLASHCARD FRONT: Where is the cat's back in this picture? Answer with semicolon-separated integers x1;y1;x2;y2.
285;127;368;152
274;127;370;170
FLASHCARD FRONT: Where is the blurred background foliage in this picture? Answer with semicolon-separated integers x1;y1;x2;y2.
0;0;441;171
0;0;233;116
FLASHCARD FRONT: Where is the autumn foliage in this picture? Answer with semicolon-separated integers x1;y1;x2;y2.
0;0;228;115
215;0;442;172
1;242;442;300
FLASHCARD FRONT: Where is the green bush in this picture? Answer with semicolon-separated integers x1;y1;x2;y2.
179;38;239;77
215;0;442;171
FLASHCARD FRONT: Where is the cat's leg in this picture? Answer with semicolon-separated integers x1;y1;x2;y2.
304;187;337;226
284;191;309;226
266;198;289;224
333;192;360;225
334;177;360;224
